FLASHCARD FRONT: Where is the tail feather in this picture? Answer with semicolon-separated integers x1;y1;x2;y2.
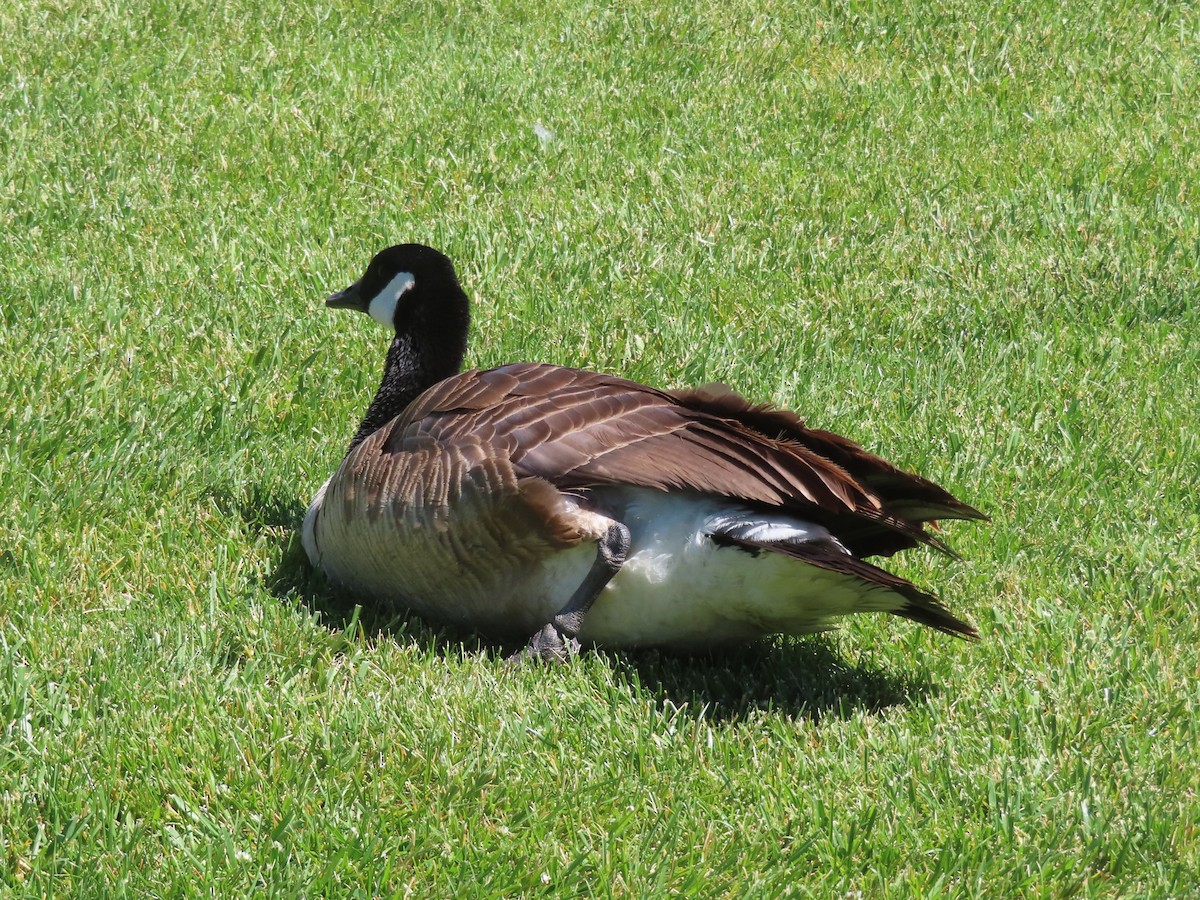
878;494;991;527
716;535;979;641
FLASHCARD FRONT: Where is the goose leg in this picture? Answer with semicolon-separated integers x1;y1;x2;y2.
518;522;631;663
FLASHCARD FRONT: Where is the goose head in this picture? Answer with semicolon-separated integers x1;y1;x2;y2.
326;243;471;450
326;243;468;331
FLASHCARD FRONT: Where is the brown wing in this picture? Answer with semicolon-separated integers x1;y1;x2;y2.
383;363;982;556
670;383;988;555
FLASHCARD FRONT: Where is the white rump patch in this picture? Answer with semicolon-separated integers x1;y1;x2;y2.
367;271;416;326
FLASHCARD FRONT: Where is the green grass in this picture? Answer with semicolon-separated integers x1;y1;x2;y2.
2;0;1198;894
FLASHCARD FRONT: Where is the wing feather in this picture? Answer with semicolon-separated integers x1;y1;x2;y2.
372;363;978;556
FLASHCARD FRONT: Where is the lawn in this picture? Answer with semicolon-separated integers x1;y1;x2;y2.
2;0;1198;895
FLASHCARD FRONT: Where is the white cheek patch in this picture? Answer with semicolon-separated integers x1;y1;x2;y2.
366;271;416;326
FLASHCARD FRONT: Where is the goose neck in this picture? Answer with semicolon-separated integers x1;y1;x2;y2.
347;316;466;452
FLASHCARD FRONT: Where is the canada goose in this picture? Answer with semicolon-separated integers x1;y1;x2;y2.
303;243;985;660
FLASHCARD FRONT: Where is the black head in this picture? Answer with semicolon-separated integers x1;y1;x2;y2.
326;243;462;329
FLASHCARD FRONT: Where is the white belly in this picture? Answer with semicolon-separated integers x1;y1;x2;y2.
577;490;888;648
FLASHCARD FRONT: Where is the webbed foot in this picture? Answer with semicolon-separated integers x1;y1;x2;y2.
508;623;581;665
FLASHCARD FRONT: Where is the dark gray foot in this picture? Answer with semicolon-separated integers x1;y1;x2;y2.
509;623;581;665
511;522;631;665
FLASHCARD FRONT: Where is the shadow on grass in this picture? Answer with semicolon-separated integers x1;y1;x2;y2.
232;486;936;724
603;642;934;724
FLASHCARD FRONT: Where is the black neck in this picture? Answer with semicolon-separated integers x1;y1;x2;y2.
347;290;469;452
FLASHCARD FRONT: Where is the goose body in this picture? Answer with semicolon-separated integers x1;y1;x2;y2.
304;244;984;656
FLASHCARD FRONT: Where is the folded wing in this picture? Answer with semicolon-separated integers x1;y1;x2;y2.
380;363;985;557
